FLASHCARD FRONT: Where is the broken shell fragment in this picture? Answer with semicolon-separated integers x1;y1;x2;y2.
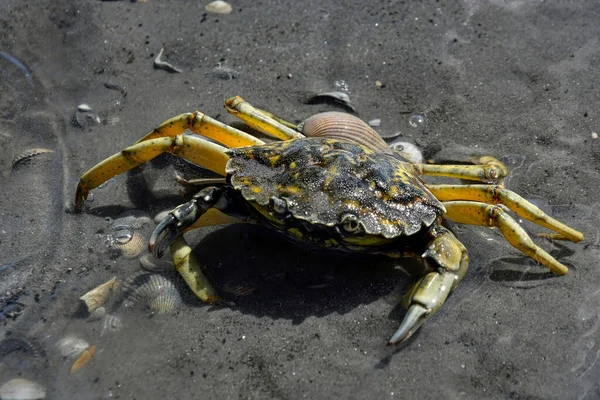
101;314;123;336
304;91;356;113
12;149;55;169
301;112;392;154
79;276;118;314
205;0;233;14
0;378;46;400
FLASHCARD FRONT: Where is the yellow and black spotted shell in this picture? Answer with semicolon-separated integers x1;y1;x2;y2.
224;138;444;238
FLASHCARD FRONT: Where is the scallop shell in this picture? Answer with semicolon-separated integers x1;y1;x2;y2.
12;148;55;169
79;276;118;313
122;273;183;314
55;335;89;359
0;378;46;400
205;0;233;14
300;112;392;154
100;314;123;336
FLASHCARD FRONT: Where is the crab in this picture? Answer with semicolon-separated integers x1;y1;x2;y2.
74;96;584;345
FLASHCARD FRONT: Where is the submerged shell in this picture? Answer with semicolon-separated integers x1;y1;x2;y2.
0;378;46;400
205;1;233;14
109;229;146;259
300;112;392;154
55;335;89;359
101;314;123;336
226;138;444;238
389;141;424;164
79;276;118;313
122;273;183;313
12;149;55;169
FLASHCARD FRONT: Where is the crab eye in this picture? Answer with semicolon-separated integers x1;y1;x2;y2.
341;213;361;233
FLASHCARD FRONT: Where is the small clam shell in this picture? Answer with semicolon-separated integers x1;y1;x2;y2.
55;335;90;359
77;103;92;112
0;378;46;400
300;112;392;154
101;314;123;336
109;229;146;260
305;91;356;113
122;273;183;314
205;0;233;14
79;276;118;314
389;141;424;164
87;306;106;322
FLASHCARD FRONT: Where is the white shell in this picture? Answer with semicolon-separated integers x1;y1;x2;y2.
389;141;424;164
123;273;183;314
0;378;46;400
205;1;233;14
55;335;90;359
101;314;123;336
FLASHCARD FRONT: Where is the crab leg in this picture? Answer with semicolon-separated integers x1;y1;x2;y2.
414;156;508;183
135;111;265;148
426;184;584;242
75;135;229;210
442;201;570;275
390;226;469;345
225;96;305;141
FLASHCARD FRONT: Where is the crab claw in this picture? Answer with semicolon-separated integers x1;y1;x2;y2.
149;200;201;259
388;271;456;346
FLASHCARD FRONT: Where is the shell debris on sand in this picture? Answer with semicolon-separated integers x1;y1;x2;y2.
0;378;46;400
205;1;233;14
100;314;123;337
122;273;183;314
79;276;118;314
55;335;90;359
154;48;182;73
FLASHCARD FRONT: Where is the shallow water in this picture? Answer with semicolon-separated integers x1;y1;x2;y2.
1;1;599;398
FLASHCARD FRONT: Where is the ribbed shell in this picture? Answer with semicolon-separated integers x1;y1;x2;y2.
301;112;392;154
225;138;444;238
122;273;182;313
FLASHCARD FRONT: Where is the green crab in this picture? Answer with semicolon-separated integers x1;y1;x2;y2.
74;96;583;344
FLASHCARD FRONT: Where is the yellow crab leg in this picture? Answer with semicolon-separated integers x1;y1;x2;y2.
75;135;229;210
443;201;569;275
390;226;469;345
414;156;509;182
135;111;265;148
169;235;219;303
426;184;584;243
225;96;305;141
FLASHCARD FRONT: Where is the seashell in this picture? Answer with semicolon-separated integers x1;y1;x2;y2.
300;112;392;154
205;64;239;80
389;141;424;164
154;48;182;73
70;345;96;374
368;119;381;127
111;210;153;230
139;253;174;273
12;149;55;169
77;103;92;112
205;0;233;14
108;228;146;260
122;273;183;314
55;335;89;359
88;306;106;322
100;314;123;336
0;378;46;400
304;91;356;113
79;276;118;314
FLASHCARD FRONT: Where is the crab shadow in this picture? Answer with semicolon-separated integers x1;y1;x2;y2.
185;223;414;324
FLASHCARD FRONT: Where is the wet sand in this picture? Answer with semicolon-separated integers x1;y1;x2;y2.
1;1;599;398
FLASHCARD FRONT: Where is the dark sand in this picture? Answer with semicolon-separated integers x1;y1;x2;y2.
1;1;599;398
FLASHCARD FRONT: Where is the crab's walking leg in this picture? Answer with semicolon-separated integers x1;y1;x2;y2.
75;136;229;210
443;201;569;275
390;227;468;345
225;96;305;140
426;184;584;242
414;156;508;182
135;111;265;148
149;186;248;301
